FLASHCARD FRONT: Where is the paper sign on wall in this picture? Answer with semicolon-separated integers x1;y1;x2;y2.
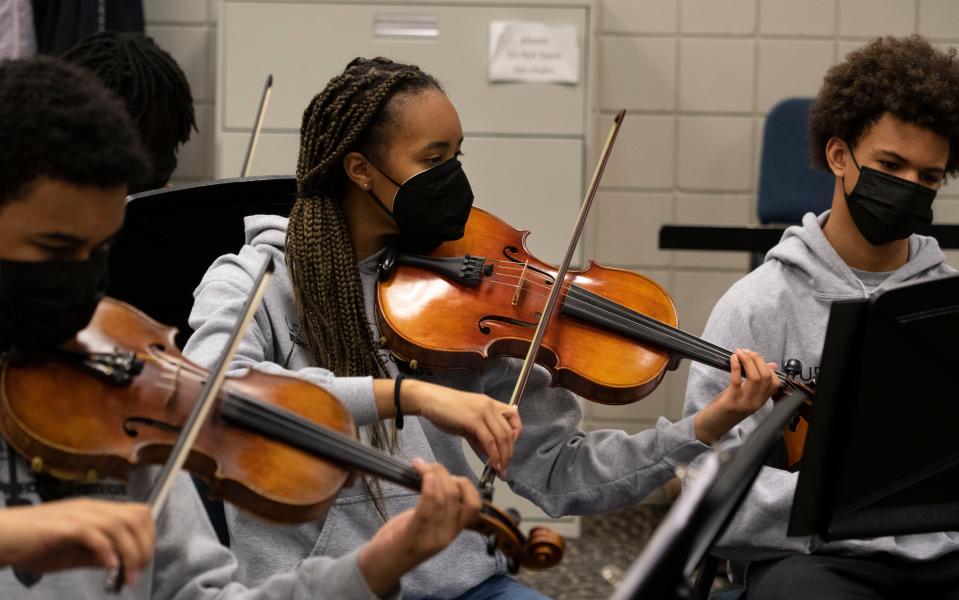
488;21;579;84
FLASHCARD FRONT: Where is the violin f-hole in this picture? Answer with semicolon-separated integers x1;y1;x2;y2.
478;315;538;335
123;417;182;438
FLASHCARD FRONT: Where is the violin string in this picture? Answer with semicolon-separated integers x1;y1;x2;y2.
481;273;733;365
224;397;523;549
484;276;800;391
561;288;804;390
482;267;751;368
221;394;423;489
479;270;800;388
562;284;752;371
238;398;413;479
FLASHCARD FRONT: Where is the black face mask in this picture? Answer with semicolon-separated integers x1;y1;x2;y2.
0;251;109;352
843;146;937;246
366;157;474;251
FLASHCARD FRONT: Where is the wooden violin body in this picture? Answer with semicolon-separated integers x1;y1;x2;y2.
0;297;355;523
0;298;564;570
783;394;815;469
378;207;817;465
378;207;679;405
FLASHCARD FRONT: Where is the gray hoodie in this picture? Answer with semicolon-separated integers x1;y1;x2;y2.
0;447;394;599
682;211;958;564
182;214;711;599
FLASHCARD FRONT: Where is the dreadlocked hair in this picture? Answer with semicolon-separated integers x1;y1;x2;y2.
62;31;197;192
288;57;442;520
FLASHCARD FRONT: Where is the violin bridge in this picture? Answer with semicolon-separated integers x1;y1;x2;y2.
157;362;182;407
512;261;529;306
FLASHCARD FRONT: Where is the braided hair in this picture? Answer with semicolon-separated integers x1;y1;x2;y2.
289;57;442;518
62;31;197;192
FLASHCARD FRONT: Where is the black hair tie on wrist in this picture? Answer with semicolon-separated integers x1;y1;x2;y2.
393;373;405;430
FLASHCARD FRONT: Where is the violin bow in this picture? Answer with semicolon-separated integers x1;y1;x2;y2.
479;110;627;498
106;255;274;591
241;74;273;177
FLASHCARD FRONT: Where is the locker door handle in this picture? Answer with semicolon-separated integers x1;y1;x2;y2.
373;14;439;39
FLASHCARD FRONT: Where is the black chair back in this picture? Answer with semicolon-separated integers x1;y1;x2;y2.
106;176;297;545
107;176;296;348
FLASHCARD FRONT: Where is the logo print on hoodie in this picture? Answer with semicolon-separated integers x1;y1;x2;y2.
781;359;819;383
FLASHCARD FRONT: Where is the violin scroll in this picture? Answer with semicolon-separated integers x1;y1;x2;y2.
473;502;565;573
522;526;566;569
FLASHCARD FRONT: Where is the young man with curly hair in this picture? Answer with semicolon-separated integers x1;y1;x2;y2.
682;36;959;599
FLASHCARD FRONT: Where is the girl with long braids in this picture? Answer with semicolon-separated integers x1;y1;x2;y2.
184;57;779;599
0;55;482;600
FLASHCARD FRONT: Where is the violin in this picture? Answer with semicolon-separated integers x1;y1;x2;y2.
0;297;564;572
375;207;816;467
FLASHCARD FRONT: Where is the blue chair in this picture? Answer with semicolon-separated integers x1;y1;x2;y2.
756;97;835;225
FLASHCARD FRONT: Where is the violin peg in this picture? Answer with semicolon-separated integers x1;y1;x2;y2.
784;358;803;378
485;533;498;556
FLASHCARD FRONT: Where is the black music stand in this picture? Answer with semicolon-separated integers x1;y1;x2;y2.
610;391;808;600
107;176;296;348
790;274;959;540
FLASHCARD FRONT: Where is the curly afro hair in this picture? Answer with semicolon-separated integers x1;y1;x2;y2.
0;56;149;204
809;35;959;176
63;32;196;192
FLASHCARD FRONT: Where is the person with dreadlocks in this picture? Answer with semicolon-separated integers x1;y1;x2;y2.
62;31;197;193
183;56;778;599
0;55;484;599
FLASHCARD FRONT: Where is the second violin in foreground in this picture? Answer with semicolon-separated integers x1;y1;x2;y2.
0;298;564;573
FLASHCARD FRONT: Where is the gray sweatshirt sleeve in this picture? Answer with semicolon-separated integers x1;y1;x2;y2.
183;247;381;426
143;473;398;600
680;279;822;562
683;362;815;562
493;359;710;517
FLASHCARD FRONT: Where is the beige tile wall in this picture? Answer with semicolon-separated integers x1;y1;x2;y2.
145;0;959;436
